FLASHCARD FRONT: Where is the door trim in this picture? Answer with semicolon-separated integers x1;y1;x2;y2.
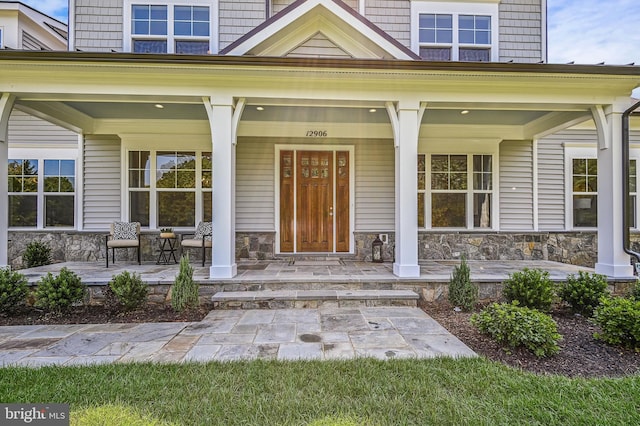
275;144;355;255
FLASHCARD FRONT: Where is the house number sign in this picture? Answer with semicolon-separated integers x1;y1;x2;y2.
306;130;328;137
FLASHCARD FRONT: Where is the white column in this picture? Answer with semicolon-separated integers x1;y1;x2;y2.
393;102;420;277
205;96;237;279
594;106;634;277
0;94;16;268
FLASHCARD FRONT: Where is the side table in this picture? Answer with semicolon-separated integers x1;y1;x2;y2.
156;234;178;264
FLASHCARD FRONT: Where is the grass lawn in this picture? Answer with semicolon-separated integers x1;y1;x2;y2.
1;357;639;425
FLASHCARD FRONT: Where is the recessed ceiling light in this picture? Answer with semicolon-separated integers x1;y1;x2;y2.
369;108;377;113
256;106;264;111
460;110;470;115
154;104;164;109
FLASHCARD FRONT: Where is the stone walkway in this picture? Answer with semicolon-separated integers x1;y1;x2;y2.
0;307;475;367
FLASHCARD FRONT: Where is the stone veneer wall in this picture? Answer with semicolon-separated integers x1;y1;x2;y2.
10;230;640;269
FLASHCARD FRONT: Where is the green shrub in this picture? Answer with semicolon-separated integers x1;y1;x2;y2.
23;241;52;268
471;302;561;357
448;257;478;311
630;280;640;301
0;268;28;314
108;271;148;311
592;297;640;350
502;268;555;311
558;271;608;316
172;256;199;312
34;267;86;312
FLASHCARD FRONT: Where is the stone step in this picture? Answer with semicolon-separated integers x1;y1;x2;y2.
211;289;418;310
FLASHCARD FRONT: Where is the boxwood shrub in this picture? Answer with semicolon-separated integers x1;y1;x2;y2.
558;271;608;316
502;268;555;312
592;297;640;350
471;302;561;357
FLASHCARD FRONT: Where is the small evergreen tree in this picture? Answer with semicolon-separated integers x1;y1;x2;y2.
172;255;199;312
0;268;29;314
448;256;478;311
23;241;52;268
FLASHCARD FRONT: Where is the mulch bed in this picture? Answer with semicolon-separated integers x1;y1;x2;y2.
0;305;210;326
421;300;640;378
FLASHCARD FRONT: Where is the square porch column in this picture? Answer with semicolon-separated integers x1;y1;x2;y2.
0;94;15;268
393;103;420;277
206;97;237;278
595;106;634;277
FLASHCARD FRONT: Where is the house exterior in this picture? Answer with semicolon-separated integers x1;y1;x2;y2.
1;0;640;279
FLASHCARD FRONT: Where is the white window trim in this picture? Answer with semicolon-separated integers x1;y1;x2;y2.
565;144;640;231
410;0;499;61
7;148;78;230
123;0;218;54
418;139;499;231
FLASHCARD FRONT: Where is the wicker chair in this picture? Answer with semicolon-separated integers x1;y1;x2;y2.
180;222;212;266
105;222;141;267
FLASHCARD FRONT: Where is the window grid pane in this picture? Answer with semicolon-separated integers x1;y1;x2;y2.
9;195;37;227
419;13;452;44
174;6;209;37
132;5;167;35
8;159;38;192
458;15;491;45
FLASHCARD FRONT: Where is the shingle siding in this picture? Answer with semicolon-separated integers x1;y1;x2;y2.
365;0;411;49
83;135;122;230
219;0;266;51
22;31;50;50
74;0;123;52
499;0;544;62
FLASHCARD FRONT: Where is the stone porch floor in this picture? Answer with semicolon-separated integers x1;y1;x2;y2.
17;259;599;286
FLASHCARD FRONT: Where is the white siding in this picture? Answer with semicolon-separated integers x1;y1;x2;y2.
219;0;265;51
22;31;49;50
73;0;123;52
8;110;77;148
537;131;572;230
83;135;122;230
354;139;395;231
235;138;395;232
286;32;352;58
365;0;410;49
499;140;533;230
236;138;275;231
499;0;544;63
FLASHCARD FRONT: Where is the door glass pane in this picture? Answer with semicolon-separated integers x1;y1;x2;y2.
418;193;425;228
203;191;212;222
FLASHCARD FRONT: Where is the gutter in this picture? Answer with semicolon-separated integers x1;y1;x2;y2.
622;99;640;264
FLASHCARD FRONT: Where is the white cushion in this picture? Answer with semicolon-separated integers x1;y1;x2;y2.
181;238;212;248
107;239;139;248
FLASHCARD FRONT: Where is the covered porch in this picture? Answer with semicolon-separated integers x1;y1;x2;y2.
2;52;640;280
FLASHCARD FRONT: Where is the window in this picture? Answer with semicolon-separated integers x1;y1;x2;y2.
412;1;497;61
8;158;75;228
572;158;597;228
127;150;211;228
129;3;211;54
418;153;493;229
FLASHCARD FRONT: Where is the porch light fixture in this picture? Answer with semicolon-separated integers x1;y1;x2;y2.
154;104;164;109
372;236;384;263
369;108;377;113
460;110;470;115
256;106;264;111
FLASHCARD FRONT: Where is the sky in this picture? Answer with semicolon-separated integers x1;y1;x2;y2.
19;0;640;65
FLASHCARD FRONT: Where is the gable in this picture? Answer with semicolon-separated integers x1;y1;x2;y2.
221;0;418;60
286;32;352;58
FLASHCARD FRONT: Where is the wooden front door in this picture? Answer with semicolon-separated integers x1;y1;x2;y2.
279;150;350;253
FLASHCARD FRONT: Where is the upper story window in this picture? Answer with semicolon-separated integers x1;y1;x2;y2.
126;1;213;54
411;1;498;62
